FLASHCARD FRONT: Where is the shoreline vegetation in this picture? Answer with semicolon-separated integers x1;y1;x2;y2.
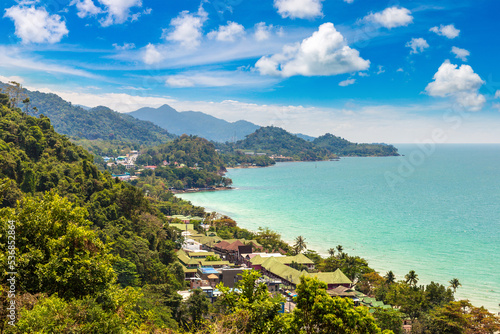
1;87;499;333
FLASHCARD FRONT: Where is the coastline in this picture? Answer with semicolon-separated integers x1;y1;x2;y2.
178;156;500;315
171;186;233;194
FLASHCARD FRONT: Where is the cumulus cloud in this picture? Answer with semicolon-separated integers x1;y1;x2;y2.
451;46;469;61
71;0;102;18
4;5;69;44
364;6;413;29
254;22;274;41
376;65;385;74
98;0;142;26
430;24;460;39
255;22;370;77
142;43;163;64
494;90;500;99
406;38;429;54
274;0;323;19
425;60;485;111
164;7;208;48
208;21;245;42
339;78;355;86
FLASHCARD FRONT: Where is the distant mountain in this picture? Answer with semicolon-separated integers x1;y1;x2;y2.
295;133;316;141
129;104;260;142
217;126;399;160
0;82;175;145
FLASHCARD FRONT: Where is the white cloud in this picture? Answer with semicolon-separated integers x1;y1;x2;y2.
254;22;273;41
274;0;323;19
71;0;102;18
255;22;370;77
98;0;142;26
208;21;245;42
430;24;460;39
425;60;485;111
494;90;500;99
164;7;208;48
364;7;413;29
165;70;280;88
142;43;163;65
451;46;469;61
397;68;404;72
406;37;429;54
4;5;69;44
376;65;385;74
166;77;195;88
339;78;355;86
113;42;135;50
0;75;25;84
344;0;354;3
0;46;98;79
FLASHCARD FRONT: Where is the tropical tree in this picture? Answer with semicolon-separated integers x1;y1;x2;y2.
426;300;500;334
186;289;211;328
336;244;344;256
449;278;462;293
290;276;390;334
327;248;335;257
405;270;419;287
385;271;396;285
294;235;307;254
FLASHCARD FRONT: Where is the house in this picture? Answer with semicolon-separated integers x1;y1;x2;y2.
111;173;131;181
144;165;157;170
249;253;315;271
259;257;351;290
219;267;252;288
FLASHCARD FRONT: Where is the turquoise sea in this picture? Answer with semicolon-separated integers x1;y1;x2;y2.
179;144;500;313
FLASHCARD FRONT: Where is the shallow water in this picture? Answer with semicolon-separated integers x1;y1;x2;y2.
180;144;500;313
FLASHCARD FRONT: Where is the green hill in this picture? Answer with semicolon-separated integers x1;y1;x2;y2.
313;133;399;157
0;81;176;145
218;126;399;161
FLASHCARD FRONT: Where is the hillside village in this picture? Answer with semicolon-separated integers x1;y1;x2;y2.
169;216;395;318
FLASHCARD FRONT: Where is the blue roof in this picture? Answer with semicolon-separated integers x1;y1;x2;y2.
200;267;219;274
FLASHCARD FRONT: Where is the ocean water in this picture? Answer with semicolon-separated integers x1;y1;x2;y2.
179;144;500;313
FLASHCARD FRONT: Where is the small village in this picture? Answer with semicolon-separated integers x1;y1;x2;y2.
167;216;408;329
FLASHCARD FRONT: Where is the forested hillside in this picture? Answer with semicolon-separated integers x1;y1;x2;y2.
0;92;202;332
217;126;399;161
0;81;175;145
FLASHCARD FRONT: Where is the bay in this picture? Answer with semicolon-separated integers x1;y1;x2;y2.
179;144;500;313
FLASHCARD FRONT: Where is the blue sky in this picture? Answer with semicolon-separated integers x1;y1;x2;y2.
0;0;499;143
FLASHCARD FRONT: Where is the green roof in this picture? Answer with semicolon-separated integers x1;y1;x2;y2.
176;250;200;266
200;260;231;266
253;254;314;266
307;269;352;285
261;257;303;285
188;251;215;258
170;223;194;231
260;258;351;286
179;262;198;273
197;235;222;247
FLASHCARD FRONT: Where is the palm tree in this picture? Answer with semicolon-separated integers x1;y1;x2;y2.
294;235;307;254
385;271;396;285
336;244;343;256
449;278;462;293
328;248;336;258
405;270;419;287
